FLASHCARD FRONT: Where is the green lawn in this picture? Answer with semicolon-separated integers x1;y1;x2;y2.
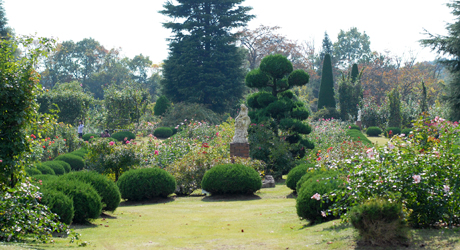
2;183;459;249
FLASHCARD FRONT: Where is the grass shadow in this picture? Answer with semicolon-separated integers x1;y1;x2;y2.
201;194;262;202
100;212;117;219
119;197;175;207
286;191;297;199
322;222;351;232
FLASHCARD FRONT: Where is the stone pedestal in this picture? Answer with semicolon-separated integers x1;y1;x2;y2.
230;142;249;162
356;121;362;129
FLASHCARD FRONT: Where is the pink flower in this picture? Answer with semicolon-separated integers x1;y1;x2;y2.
126;140;131;144
216;132;219;136
154;150;159;155
90;136;94;139
311;193;321;200
148;122;152;126
444;185;450;192
366;148;375;159
0;159;2;163
388;143;395;150
109;141;115;146
413;175;421;184
348;126;351;129
321;211;327;217
149;134;153;137
124;137;128;141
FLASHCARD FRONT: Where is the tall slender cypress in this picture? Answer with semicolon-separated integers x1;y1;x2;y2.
317;54;336;110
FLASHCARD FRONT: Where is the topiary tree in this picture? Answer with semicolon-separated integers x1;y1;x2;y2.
420;80;428;113
317;54;336;110
154;95;171;117
388;88;402;128
245;54;314;178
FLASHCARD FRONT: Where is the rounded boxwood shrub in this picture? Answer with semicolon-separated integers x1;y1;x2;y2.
111;131;136;143
349;124;360;130
39;188;74;225
82;133;99;141
41;161;66;175
401;128;412;136
117;168;176;201
53;160;71;173
286;163;315;192
60;171;121;212
45;179;102;224
385;127;401;137
25;167;42;176
68;151;86;159
349;199;408;246
295;169;332;192
153;127;173;139
366;126;382;137
36;164;55;175
54;154;85;171
296;171;344;224
201;164;262;195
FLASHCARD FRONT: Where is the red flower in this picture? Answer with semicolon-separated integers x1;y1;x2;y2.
42;146;46;149
202;151;207;154
202;143;209;148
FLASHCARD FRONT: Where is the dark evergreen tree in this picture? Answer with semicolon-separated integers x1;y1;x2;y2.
154;95;171;117
338;65;363;121
0;0;13;39
160;0;254;113
351;63;359;83
320;32;333;61
388;88;402;128
420;80;428;113
245;54;314;178
420;1;460;121
317;54;336;110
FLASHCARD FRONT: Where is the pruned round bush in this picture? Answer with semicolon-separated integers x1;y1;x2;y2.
111;131;136;143
201;164;262;195
25;167;42;176
45;179;102;224
68;151;86;159
39;188;74;225
366;126;382;137
401;128;412;136
296;171;343;224
295;169;331;192
286;163;315;192
154;95;171;117
53;160;71;173
60;171;121;212
385;127;401;137
37;164;55;175
54;154;85;171
117;167;176;201
349;199;408;246
41;161;65;175
82;133;99;141
153;127;173;138
349;124;360;130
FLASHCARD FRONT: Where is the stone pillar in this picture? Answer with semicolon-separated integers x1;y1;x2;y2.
356;121;362;129
230;142;250;163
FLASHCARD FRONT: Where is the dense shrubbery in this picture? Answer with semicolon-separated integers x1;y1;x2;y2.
366;126;382;136
201;164;262;195
159;102;225;127
401;128;412;136
39;188;74;225
346;129;373;146
349;124;360;130
82;133;99;141
53;160;71;173
286;163;314;191
153;127;173;138
117;168;176;201
37;164;55;175
41;161;66;175
312;107;340;120
25;167;42;176
111;131;136;143
54;154;85;171
385;127;401;137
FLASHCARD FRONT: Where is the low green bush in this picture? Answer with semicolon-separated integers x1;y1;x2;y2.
30;174;58;183
39;188;74;225
153;127;173;138
349;199;408;246
401;128;412;136
25;167;42;176
111;131;136;143
53;160;71;173
60;171;121;212
349;124;360;130
201;164;262;195
296;171;343;224
44;179;102;224
312;107;340;120
117;168;176;201
82;133;99;141
385;127;401;137
346;129;373;147
54;154;85;171
286;163;315;192
366;126;382;137
37;164;55;175
154;95;171;117
41;161;65;175
70;148;87;158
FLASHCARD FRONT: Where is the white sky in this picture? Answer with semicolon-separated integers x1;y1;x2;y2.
3;0;454;64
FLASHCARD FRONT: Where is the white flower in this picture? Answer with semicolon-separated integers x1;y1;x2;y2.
366;148;375;159
388;143;395;150
321;211;327;217
443;185;450;192
311;193;321;200
413;175;421;184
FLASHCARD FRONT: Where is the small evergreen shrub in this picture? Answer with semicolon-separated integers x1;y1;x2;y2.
286;163;315;192
401;128;412;136
153;127;173;138
37;164;55;175
154;95;171;117
60;171;121;212
39;188;74;225
25;167;42;176
366;126;382;137
349;199;408;246
111;131;136;143
312;107;340;120
53;160;71;173
385;127;401;137
54;154;85;171
68;151;86;159
349;124;360;130
45;179;102;224
41;161;66;175
296;171;343;224
201;164;262;195
117;168;176;201
295;169;330;192
82;133;99;141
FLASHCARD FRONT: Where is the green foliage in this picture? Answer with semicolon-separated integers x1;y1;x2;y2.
201;164;262;195
349;199;408;246
60;171;121;212
338;67;363;121
42;161;65;175
39;188;74;225
420;81;428;113
111;131;136;143
54;154;85;171
349;124;360;130
82;133;99;141
53;160;71;173
37;164;56;175
385;127;401;137
346;129;373;147
333;27;371;67
160;0;253;113
117;168;176;201
154;127;173;139
30;174;58;183
286;163;315;191
317;54;336;110
45;179;102;224
388;88;402;128
25;167;42;176
312;107;340;120
295;169;328;193
366;126;382;137
154;95;170;117
401;128;412;136
159;102;225;127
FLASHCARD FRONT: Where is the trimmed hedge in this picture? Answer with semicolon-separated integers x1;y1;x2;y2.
30;174;59;183
54;154;85;171
45;179;102;224
39;188;74;225
153;127;173;139
37;164;55;175
25;167;42;176
53;160;71;173
286;163;315;192
349;124;360;130
201;164;262;195
70;148;87;158
82;133;99;141
346;129;373;147
41;161;66;175
117;168;176;201
60;171;121;212
366;126;382;137
111;131;136;143
385;127;401;137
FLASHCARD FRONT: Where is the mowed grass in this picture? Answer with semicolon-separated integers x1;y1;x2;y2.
2;183;460;250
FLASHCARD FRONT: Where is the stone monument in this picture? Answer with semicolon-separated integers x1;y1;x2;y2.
356;109;362;129
230;104;250;161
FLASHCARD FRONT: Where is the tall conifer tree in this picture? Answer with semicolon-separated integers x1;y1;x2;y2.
317;54;336;110
160;0;254;113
